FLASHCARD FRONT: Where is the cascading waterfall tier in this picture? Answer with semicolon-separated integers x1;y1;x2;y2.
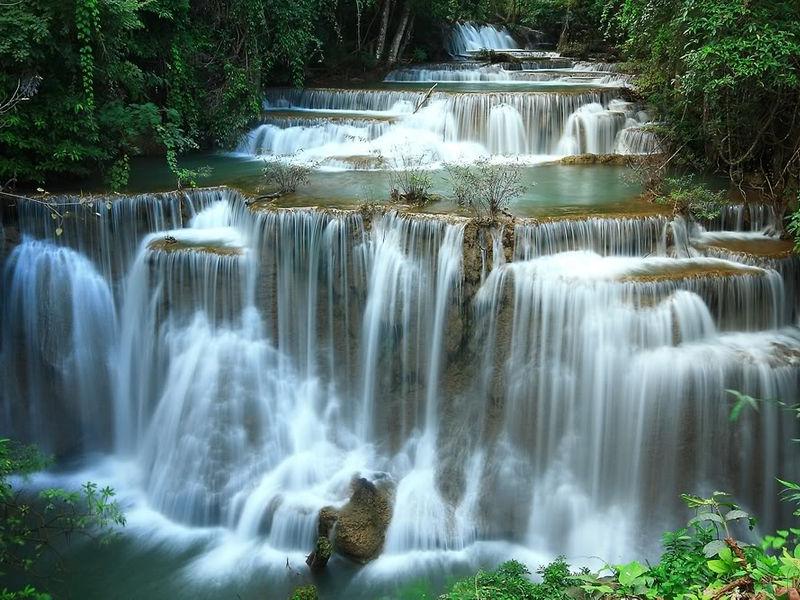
446;22;519;57
2;188;798;591
244;88;655;166
385;62;632;87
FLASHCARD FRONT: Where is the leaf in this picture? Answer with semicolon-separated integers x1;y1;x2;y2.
707;559;730;574
617;561;649;586
703;539;728;557
725;509;749;521
727;389;759;421
690;512;725;525
55;227;63;236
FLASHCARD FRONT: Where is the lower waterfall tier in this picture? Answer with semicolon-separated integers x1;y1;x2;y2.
1;188;798;597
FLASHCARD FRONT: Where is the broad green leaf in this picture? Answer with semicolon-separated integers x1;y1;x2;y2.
707;559;729;575
617;561;649;586
690;512;725;525
703;539;727;557
724;509;749;521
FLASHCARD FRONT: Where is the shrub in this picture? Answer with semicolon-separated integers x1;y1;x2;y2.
445;160;527;219
789;200;800;252
653;176;727;222
0;439;125;598
440;560;538;600
263;156;313;195
289;585;318;600
440;558;581;600
387;152;433;205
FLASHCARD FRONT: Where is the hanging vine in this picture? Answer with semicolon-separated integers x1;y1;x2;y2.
75;0;100;123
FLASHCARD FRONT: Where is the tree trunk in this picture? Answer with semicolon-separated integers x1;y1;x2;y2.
355;0;363;50
375;0;393;62
387;2;411;65
398;16;415;62
558;6;572;50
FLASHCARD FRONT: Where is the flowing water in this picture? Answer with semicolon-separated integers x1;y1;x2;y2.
446;22;520;57
238;47;658;169
1;37;798;600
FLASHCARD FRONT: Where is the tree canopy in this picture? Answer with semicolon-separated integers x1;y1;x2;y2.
609;0;800;227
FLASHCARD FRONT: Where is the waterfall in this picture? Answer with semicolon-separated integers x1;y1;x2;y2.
263;88;422;113
488;104;528;155
513;216;669;259
246;88;652;165
2;189;799;587
474;250;798;556
385;63;510;82
237;118;391;156
615;126;662;155
1;239;116;454
447;23;519;57
557;103;627;155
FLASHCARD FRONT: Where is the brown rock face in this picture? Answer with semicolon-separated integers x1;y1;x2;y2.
318;506;339;537
328;477;393;563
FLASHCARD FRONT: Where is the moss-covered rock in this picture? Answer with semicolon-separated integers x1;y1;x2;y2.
289;585;318;600
306;535;333;572
331;477;393;563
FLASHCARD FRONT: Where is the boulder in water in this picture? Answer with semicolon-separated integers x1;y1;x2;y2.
318;505;339;537
326;477;393;563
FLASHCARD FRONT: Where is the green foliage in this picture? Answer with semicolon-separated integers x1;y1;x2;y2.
532;557;582;599
728;389;761;422
0;587;50;600
439;560;537;600
652;176;727;222
386;153;434;206
0;0;328;187
289;585;318;600
780;480;800;519
0;438;125;599
609;0;800;230
441;486;800;600
648;527;715;599
789;202;800;253
439;558;583;600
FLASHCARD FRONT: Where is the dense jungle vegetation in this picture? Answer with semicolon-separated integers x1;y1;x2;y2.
1;0;798;236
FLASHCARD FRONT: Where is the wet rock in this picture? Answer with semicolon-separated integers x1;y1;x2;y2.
318;506;339;537
509;25;549;49
305;535;333;572
331;477;393;563
559;154;632;166
289;585;318;600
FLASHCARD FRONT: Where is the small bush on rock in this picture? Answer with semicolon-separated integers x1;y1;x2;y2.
263;156;313;195
387;152;434;206
446;161;527;220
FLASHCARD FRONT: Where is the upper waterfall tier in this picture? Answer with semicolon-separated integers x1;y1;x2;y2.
446;22;520;57
242;87;656;166
384;63;632;87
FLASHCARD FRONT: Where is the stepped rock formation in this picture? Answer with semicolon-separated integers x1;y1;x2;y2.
1;188;798;585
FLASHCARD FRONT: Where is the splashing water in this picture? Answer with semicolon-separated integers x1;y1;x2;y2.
1;189;799;597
